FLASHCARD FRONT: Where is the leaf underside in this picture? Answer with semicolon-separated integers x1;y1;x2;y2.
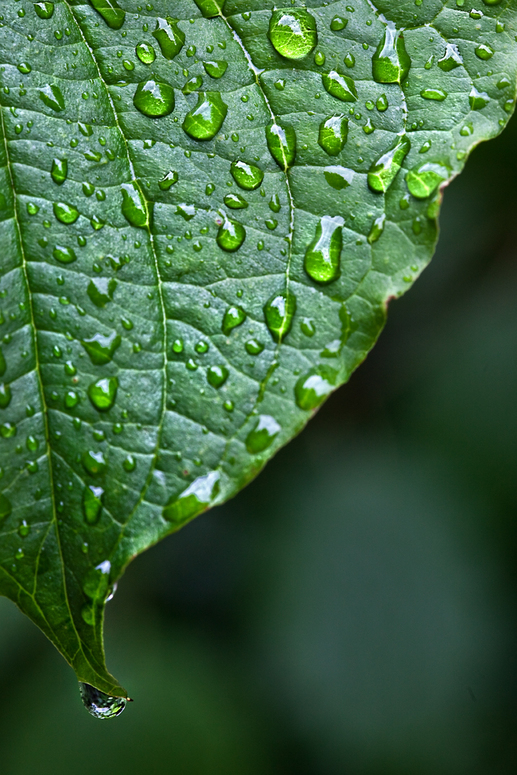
0;0;516;698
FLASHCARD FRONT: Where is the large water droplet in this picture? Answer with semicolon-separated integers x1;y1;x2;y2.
475;43;494;60
265;121;296;169
88;0;125;29
230;160;263;190
372;23;410;84
318;114;348;156
367;134;410;194
268;9;317;60
406;161;450;199
182;92;228;140
0;493;12;522
264;290;296;342
121;183;148;228
245;414;281;453
136;41;156;64
163;471;220;523
152;17;184;59
322;71;357;102
217;215;246;252
53;245;77;264
133;79;175;118
207;365;229;388
79;683;126;719
34;2;54;19
438;43;463;71
192;0;224;17
53;201;79;224
51;158;67;185
295;365;338;410
222;305;246;334
82;331;121;365
224;193;248;209
87;277;117;308
0;384;11;409
82;450;107;476
83;485;104;524
88;377;118;412
304;215;344;284
203;60;228;79
183;75;203;95
39;84;65;112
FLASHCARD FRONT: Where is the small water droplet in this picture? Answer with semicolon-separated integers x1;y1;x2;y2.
158;170;178;190
367;212;386;244
265;121;296;169
222;305;246;334
322;70;357;102
51;157;68;185
79;683;126;719
207;364;229;388
475;43;494;60
217;215;246;251
203;60;228;78
421;88;447;101
268;9;317;60
123;455;136;472
136;41;156;64
469;87;490;110
300;318;316;337
245;338;264;355
318;114;348;156
406;161;450;199
163;471;220;523
368;134;411;193
246;414;281;453
295;365;338;410
223;193;248;209
18;520;30;538
183;92;228;140
87;277;117;308
183;75;203;95
53;201;79;224
0;384;11;409
304;215;344;284
372;23;410;84
264;291;296;342
330;16;347;31
0;493;12;522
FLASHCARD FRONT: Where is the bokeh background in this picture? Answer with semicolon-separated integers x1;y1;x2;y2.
1;110;517;775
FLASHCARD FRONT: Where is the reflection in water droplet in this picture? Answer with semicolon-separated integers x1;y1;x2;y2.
34;2;54;19
83;485;104;524
367;134;410;194
438;43;463;71
295;365;338;410
207;364;229;388
367;212;386;244
88;377;118;412
265;121;296;169
304;215;344;284
82;331;121;365
231;160;263;190
264;290;296;342
133;79;175;118
136;41;156;64
0;493;12;522
163;471;220;523
51;158;67;185
203;60;228;79
79;683;126;719
318;114;348;157
121;183;148;228
322;71;357;102
324;165;353;190
183;92;228;140
39;84;65;112
53;245;77;264
153;17;184;59
372;24;410;84
246;414;281;453
406;161;450;199
222;305;246;334
53;202;79;224
268;9;317;60
88;0;125;29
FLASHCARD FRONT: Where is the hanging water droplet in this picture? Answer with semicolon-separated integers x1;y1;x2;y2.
230;160;263;190
87;277;117;308
192;0;224;18
163;471;220;523
469;87;490;110
207;364;229;388
121;183;148;228
265;121;296;169
136;41;156;64
182;92;228;140
437;43;463;71
203;60;228;79
88;377;118;412
295;365;338;410
133;79;175;118
88;0;125;29
324;165;353;190
268;9;317;60
318;114;348;157
0;493;12;522
224;193;248;209
421;88;447;101
82;331;121;365
222;305;246;334
79;683;126;719
406;161;450;199
34;2;54;19
367;213;386;244
82;450;107;476
53;201;79;224
217;215;246;251
246;414;281;453
367;134;411;193
51;158;67;185
304;215;344;284
158;170;178;190
322;70;357;102
83;485;104;524
39;84;65;112
264;290;296;342
372;23;410;84
53;245;77;264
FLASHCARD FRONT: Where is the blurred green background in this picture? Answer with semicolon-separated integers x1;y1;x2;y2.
2;111;517;775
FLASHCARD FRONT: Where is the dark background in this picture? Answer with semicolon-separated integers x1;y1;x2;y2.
1;110;517;775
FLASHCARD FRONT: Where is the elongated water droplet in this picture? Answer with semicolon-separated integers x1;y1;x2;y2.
438;43;463;71
183;92;228;140
324;165;353;190
83;560;111;601
246;414;281;453
192;0;224;17
163;471;220;523
121;183;148;228
368;213;386;244
264;290;296;342
0;493;12;522
372;23;410;84
53;201;79;224
224;193;248;209
65;390;79;409
469;87;489;110
53;245;77;264
318;114;348;156
268;9;317;60
136;41;156;64
133;79;175;118
230;160;263;190
421;88;447;101
0;384;11;409
203;60;228;79
39;84;65;112
295;365;338;410
367;134;410;194
51;158;67;185
79;683;126;719
88;377;118;412
406;161;450;199
265;121;296;169
207;365;228;388
158;170;178;190
217;215;246;251
222;305;246;334
82;331;121;365
34;2;54;19
322;70;357;102
88;0;125;29
304;215;344;284
87;278;116;308
83;485;104;524
82;450;107;476
0;349;7;377
153;17;184;59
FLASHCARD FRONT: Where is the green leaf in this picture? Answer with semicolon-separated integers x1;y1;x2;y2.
0;0;516;711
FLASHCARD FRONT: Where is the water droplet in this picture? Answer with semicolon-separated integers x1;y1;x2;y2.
82;331;121;365
268;9;317;60
322;70;357;102
83;485;104;524
83;560;111;601
376;93;388;112
245;338;264;355
203;60;228;79
222;305;246;334
475;43;494;60
0;493;12;522
0;384;11;410
82;450;107;476
304;215;344;284
330;16;347;31
372;23;410;84
318;114;348;156
344;52;355;68
121;183;148;228
367;134;411;194
367;212;386;244
136;41;156;64
183;75;203;95
469;87;490;110
421;88;447;101
246;414;281;453
300;318;316;337
183;92;228;140
152;16;184;60
295;365;338;410
53;201;79;224
158;170;178;190
217;215;246;251
438;43;463;71
314;51;326;67
192;0;224;18
123;454;136;472
53;245;77;264
34;2;54;19
0;349;6;377
79;683;126;719
88;0;125;29
64;390;79;409
87;277;117;308
207;364;228;387
39;84;65;112
264;291;296;342
19;520;30;538
324;165;353;190
224;193;248;209
230;160;263;190
27;202;39;216
406;161;450;199
51;158;67;185
163;471;220;523
265;121;296;169
133;79;175;118
88;377;118;412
